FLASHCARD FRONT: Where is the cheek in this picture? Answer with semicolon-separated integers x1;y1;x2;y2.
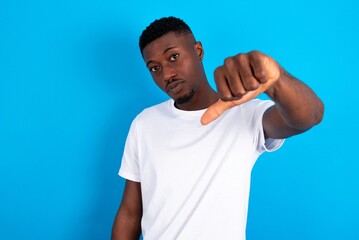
184;59;202;79
152;76;166;90
182;59;196;75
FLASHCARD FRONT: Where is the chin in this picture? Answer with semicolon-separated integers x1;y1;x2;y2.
174;89;195;105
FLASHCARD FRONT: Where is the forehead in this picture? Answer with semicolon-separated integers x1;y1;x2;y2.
142;32;194;62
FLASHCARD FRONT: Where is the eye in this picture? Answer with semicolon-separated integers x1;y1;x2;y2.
149;65;160;72
169;53;179;61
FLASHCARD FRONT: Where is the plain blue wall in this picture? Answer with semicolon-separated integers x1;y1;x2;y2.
1;0;358;239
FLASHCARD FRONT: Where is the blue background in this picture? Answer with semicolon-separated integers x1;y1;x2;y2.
1;0;358;239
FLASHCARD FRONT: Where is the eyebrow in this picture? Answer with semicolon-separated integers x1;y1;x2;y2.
146;46;177;67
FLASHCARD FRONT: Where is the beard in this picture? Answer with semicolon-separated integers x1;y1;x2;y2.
174;89;195;105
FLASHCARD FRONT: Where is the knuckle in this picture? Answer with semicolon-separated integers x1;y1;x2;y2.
219;93;232;101
214;67;222;75
236;53;246;61
249;50;261;57
257;69;266;78
233;89;246;97
246;78;260;90
224;57;235;66
256;70;268;80
248;50;264;61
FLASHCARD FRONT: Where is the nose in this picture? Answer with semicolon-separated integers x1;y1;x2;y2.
162;63;177;82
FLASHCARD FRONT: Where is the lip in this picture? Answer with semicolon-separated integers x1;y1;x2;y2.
166;80;185;94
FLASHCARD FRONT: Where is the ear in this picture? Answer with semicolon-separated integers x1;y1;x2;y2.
194;41;204;60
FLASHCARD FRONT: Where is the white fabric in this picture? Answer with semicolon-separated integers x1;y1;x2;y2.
119;99;284;240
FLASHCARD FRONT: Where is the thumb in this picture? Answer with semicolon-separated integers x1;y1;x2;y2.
201;78;277;125
200;100;236;125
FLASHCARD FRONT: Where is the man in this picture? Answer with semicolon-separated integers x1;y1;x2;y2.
112;16;324;240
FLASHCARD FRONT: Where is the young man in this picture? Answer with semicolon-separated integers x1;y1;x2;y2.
112;17;324;240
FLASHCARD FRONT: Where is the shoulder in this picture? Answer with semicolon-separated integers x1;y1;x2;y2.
241;98;274;110
134;99;172;124
226;99;274;117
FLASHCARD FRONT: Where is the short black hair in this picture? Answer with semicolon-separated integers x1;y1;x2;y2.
139;16;193;54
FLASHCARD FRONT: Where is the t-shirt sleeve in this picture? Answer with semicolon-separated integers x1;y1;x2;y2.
250;100;285;153
118;118;141;182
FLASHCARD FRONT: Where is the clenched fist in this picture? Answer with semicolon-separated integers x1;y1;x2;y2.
201;50;282;125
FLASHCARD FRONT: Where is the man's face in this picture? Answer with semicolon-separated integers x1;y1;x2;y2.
142;32;205;105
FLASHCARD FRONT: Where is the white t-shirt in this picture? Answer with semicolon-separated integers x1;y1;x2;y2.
119;99;284;240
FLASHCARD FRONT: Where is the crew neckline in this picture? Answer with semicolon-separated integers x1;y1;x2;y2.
168;99;207;118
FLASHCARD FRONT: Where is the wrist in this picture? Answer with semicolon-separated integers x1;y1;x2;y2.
264;67;288;99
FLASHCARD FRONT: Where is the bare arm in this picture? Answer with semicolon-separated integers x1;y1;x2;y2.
112;180;142;240
201;50;324;138
263;68;324;139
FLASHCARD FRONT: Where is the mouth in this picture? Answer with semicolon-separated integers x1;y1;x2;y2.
166;80;185;94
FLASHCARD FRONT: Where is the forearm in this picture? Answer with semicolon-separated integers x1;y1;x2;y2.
265;68;324;131
112;209;142;240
